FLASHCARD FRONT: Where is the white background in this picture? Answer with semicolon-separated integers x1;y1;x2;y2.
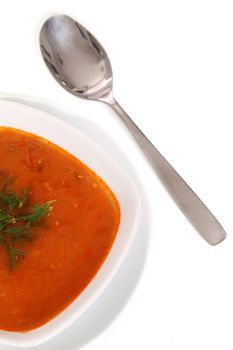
0;0;233;349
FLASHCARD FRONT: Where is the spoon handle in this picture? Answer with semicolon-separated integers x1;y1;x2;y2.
110;99;226;245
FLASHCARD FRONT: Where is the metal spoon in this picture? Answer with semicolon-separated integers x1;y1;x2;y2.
39;14;226;245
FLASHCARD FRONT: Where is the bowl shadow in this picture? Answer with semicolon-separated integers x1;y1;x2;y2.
0;95;150;350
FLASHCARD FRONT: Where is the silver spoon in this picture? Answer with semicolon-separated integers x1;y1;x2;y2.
39;14;226;245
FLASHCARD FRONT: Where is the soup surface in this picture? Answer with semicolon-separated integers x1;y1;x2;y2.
0;127;120;332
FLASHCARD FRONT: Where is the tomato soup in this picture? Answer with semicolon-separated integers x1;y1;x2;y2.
0;127;120;332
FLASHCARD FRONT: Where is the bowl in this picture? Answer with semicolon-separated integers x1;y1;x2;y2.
0;100;142;347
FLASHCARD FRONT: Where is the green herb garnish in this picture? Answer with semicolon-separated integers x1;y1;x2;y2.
0;190;56;270
0;191;24;211
20;200;56;224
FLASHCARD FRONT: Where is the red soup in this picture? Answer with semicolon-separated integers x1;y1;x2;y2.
0;127;120;332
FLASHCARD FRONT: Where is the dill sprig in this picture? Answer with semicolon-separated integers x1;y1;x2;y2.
0;208;16;228
6;240;25;271
20;200;56;224
0;190;56;270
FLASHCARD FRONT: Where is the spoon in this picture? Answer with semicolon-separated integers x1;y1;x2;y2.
39;14;226;245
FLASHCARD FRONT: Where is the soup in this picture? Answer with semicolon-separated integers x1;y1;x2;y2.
0;127;120;332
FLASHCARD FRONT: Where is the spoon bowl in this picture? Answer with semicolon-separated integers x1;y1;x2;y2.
40;15;112;101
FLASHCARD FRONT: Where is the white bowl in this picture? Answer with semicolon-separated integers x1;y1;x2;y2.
0;100;142;347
